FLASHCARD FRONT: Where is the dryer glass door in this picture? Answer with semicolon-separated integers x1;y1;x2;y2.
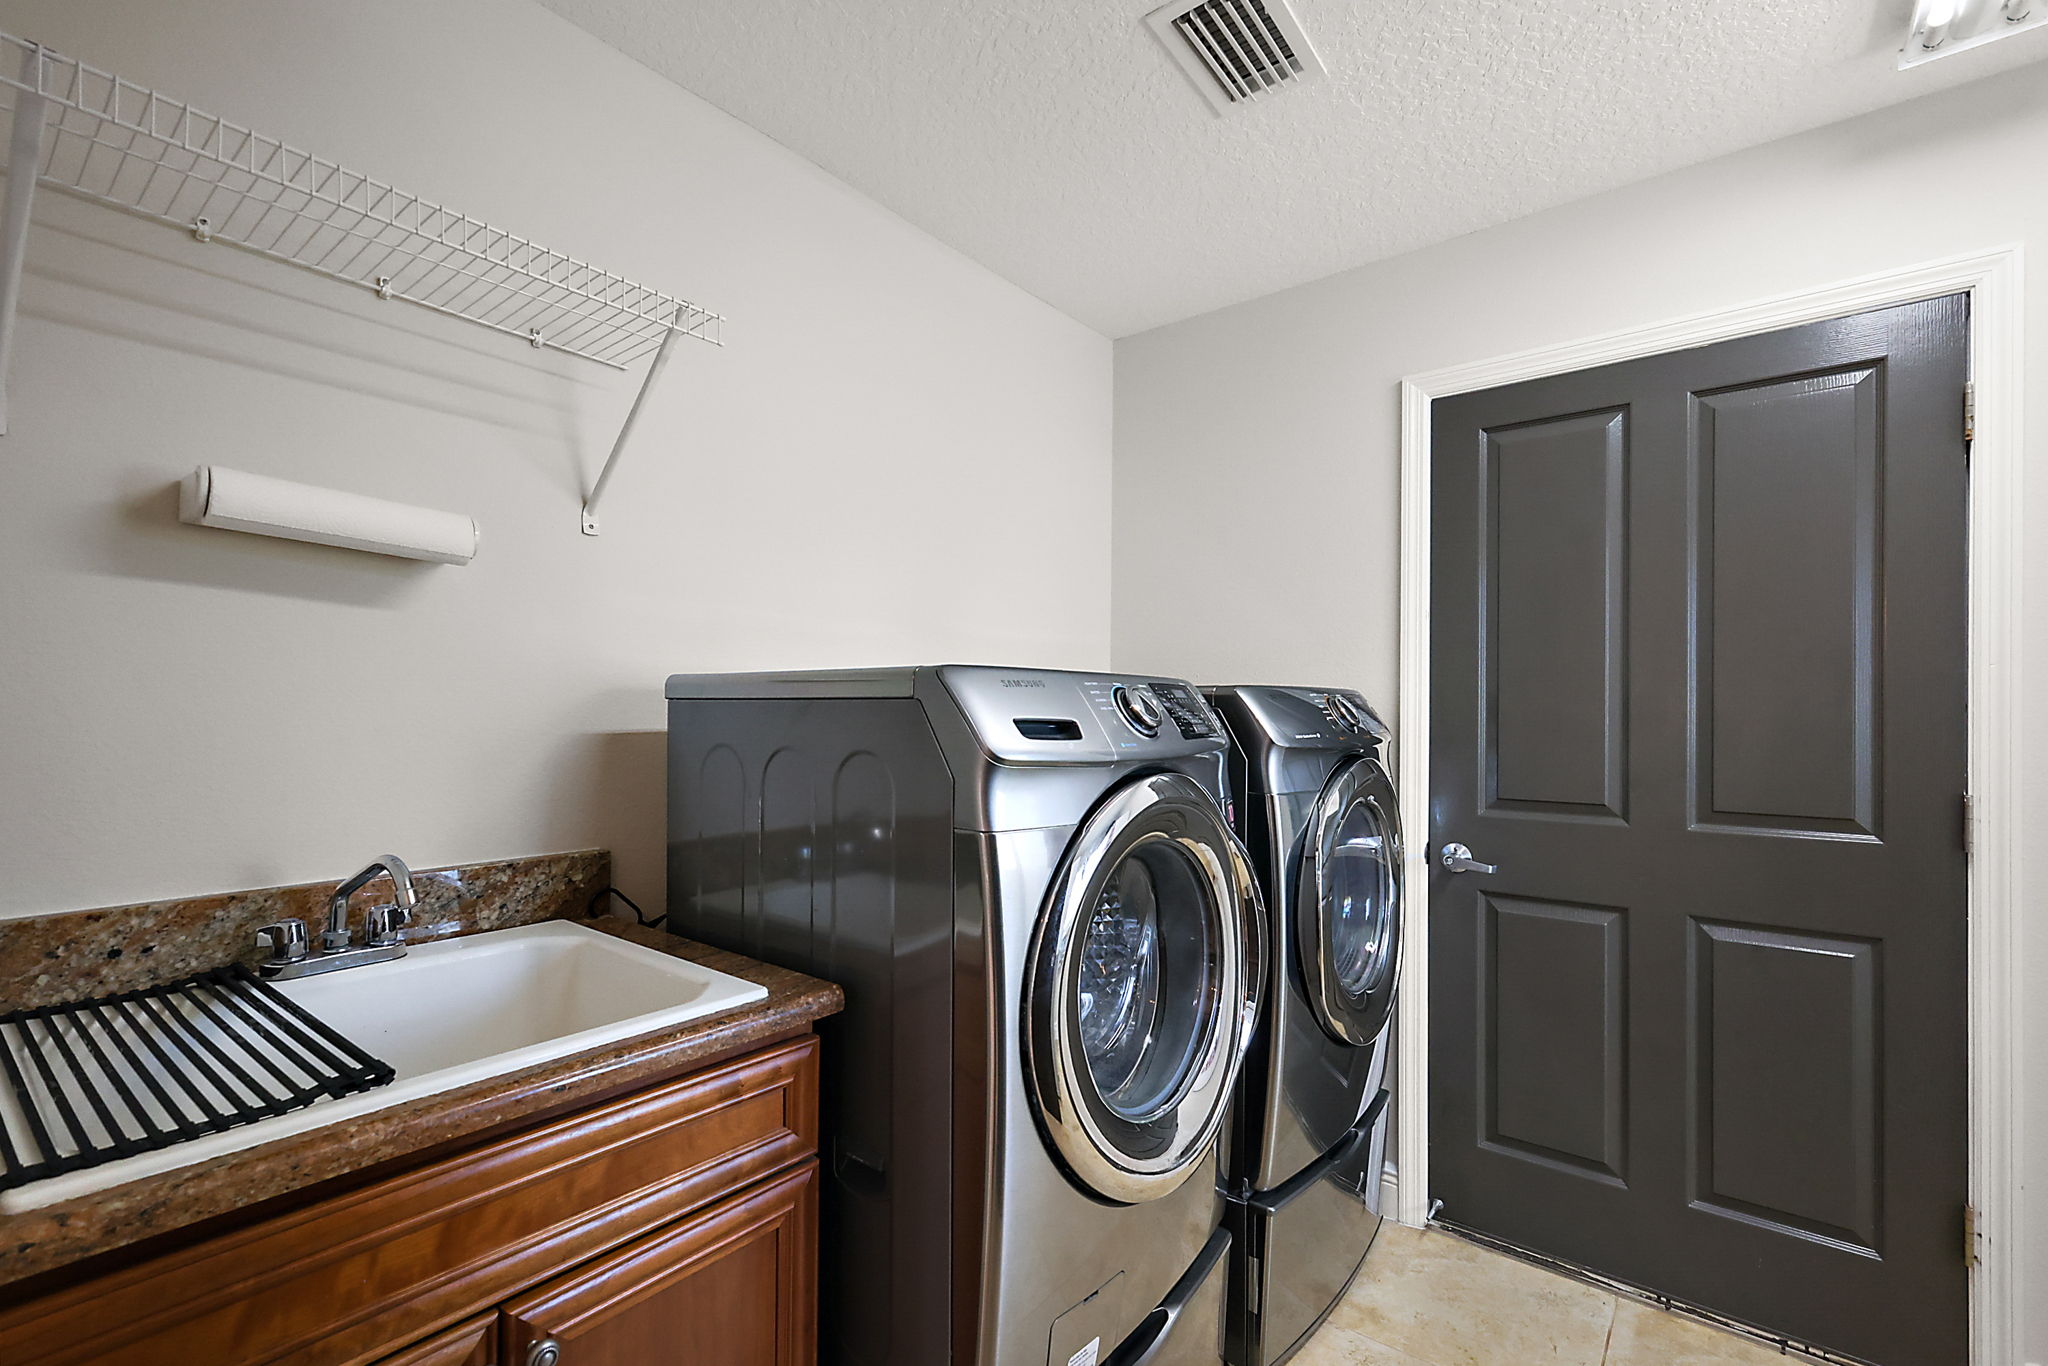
1027;772;1265;1204
1299;756;1403;1047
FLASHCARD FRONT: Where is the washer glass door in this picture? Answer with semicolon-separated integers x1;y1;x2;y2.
1299;756;1402;1047
1028;772;1264;1204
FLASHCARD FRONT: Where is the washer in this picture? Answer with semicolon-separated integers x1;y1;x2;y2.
665;666;1265;1366
1203;686;1402;1366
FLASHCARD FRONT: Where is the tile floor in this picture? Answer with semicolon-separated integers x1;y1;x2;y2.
1294;1223;1819;1366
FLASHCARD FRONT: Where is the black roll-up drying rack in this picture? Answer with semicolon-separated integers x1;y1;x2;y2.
0;963;395;1193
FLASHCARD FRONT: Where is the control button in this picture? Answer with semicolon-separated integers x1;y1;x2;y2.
1113;684;1163;737
1154;692;1214;739
1326;694;1364;731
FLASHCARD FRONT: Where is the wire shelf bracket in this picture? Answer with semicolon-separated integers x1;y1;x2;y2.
0;31;723;531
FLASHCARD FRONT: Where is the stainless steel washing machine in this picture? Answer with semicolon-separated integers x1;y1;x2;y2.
666;666;1265;1366
1204;686;1402;1366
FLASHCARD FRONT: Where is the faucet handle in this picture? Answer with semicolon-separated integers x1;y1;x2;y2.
255;919;310;964
364;903;413;948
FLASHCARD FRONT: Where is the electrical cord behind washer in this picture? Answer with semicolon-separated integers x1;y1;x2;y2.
587;886;665;930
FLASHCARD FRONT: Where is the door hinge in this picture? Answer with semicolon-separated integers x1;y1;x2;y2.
1962;793;1975;857
1964;1203;1981;1268
1964;380;1976;446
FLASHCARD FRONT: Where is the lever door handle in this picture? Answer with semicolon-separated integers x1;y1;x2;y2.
1439;843;1498;875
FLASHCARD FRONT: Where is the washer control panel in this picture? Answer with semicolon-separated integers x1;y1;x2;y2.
939;667;1227;763
1149;681;1219;739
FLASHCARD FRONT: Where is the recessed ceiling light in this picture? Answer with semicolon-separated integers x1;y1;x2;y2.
1901;0;2045;66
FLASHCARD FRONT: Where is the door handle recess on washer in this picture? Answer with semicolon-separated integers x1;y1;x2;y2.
1249;1088;1390;1217
1439;843;1498;875
1104;1225;1232;1366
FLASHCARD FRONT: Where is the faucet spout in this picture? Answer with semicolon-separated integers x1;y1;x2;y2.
325;854;418;952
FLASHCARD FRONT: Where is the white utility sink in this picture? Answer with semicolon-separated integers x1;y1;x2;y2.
0;921;767;1213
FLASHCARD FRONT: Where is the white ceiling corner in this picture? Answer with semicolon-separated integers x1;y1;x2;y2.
535;0;2048;337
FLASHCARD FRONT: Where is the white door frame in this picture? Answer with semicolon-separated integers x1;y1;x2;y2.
1392;246;2023;1364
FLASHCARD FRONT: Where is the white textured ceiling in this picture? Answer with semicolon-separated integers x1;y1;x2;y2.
536;0;2048;337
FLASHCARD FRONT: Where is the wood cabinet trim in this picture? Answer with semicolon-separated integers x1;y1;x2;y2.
304;1072;802;1294
0;1036;819;1366
368;1312;494;1366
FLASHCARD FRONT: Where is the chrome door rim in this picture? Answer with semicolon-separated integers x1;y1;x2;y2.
1299;756;1403;1047
1025;772;1265;1204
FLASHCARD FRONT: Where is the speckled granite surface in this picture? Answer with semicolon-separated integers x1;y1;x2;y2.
0;862;842;1294
0;850;610;1011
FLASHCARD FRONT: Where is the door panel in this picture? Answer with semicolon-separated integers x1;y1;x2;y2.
1481;896;1628;1183
1693;367;1882;838
1691;921;1881;1252
1483;407;1630;820
1429;296;1968;1366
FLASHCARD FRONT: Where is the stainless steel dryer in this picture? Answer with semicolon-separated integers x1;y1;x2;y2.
1203;686;1402;1366
665;666;1265;1366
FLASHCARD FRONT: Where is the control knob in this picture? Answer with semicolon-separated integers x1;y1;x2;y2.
1113;684;1163;737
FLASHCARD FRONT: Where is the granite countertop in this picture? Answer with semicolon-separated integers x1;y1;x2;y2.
0;856;842;1296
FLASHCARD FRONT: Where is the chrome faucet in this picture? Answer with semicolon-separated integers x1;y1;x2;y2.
255;854;418;980
325;854;418;951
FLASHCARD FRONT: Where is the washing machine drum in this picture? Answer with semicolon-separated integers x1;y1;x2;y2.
1025;772;1265;1204
1298;755;1403;1048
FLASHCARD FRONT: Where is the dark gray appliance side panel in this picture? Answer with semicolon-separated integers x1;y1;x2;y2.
666;696;958;1366
1210;689;1280;1195
951;828;998;1366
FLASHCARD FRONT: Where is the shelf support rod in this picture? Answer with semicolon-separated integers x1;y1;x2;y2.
581;307;686;536
0;45;51;436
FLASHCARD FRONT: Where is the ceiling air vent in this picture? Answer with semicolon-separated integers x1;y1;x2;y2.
1145;0;1327;115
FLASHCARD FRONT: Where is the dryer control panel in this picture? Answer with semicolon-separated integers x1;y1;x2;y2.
1205;685;1390;750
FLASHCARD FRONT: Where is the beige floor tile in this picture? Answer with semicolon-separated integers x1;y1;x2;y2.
1328;1224;1616;1366
1290;1321;1438;1366
1602;1298;1811;1366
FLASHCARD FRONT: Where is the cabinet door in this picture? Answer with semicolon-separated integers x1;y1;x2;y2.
501;1161;817;1366
373;1314;495;1366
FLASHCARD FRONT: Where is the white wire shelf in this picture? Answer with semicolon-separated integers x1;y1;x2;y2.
0;29;723;533
0;30;722;368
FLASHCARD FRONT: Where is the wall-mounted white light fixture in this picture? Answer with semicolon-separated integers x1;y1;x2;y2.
1901;0;2045;66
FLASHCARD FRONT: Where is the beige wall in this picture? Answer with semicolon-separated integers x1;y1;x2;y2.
1113;62;2048;1362
0;0;1111;920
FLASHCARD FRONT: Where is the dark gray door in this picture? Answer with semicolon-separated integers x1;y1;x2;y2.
1427;297;1970;1366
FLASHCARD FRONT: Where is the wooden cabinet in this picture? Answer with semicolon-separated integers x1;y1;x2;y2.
0;1036;821;1366
502;1162;817;1366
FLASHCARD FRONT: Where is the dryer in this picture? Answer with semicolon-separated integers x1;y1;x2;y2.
665;666;1265;1366
1204;686;1402;1366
